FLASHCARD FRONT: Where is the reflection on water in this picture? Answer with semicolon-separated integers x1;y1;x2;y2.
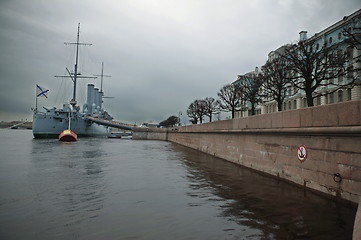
28;138;107;239
0;129;357;240
175;144;355;239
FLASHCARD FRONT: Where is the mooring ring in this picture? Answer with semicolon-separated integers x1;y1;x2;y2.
333;173;342;183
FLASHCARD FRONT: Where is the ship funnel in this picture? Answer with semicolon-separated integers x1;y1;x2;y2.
94;88;99;114
87;84;95;114
98;91;103;110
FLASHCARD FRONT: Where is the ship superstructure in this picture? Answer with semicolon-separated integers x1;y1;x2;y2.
33;83;114;138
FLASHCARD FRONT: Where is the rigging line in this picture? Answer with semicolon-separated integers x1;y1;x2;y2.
57;67;72;104
83;45;95;79
76;45;88;105
85;45;97;74
54;77;63;105
55;68;64;105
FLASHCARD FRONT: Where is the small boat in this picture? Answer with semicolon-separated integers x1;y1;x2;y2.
108;133;122;138
107;131;133;139
58;104;78;142
59;129;78;142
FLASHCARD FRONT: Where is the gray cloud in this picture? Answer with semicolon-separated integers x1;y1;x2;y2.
0;0;360;123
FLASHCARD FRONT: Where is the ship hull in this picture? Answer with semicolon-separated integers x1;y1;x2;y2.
32;112;110;139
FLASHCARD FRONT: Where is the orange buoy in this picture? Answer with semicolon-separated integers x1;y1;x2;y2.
58;129;78;142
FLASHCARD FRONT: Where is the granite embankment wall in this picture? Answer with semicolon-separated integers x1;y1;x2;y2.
134;101;361;239
132;128;169;140
134;100;361;206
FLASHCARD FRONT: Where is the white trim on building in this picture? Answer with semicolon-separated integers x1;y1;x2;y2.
234;9;361;118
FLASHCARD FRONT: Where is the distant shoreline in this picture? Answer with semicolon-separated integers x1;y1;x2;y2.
0;121;32;129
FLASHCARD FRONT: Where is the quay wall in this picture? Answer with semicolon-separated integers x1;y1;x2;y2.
134;100;361;238
133;127;168;140
134;100;361;205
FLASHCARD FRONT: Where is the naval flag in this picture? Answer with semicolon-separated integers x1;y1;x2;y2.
36;84;49;98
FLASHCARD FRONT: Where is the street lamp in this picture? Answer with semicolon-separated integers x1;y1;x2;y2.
178;111;182;126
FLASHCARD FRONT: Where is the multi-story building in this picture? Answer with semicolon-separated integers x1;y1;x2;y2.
233;67;262;118
234;9;361;117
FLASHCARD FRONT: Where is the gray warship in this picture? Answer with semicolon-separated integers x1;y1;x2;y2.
32;24;131;138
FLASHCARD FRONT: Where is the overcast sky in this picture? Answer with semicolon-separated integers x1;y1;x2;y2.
0;0;360;124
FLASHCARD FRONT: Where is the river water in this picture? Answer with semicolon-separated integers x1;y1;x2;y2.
0;129;357;239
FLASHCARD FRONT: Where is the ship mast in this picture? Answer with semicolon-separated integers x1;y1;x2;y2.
72;23;81;107
56;23;96;108
94;62;111;93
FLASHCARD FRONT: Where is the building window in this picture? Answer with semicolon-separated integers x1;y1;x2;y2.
293;100;297;109
337;49;343;58
338;90;343;102
325;94;329;104
283;102;286;110
329;92;334;103
338;69;343;83
338;32;342;40
288;101;292;110
287;86;292;96
347;88;352;101
329;37;333;44
347;66;354;81
347;46;354;60
316;43;319;50
328;52;333;63
329;77;334;85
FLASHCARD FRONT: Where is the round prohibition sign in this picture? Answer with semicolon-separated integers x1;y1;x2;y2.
297;145;307;162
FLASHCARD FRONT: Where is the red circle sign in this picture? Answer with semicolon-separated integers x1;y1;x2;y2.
297;145;307;161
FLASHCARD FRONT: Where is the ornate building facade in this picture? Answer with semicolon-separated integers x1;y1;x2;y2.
234;9;361;118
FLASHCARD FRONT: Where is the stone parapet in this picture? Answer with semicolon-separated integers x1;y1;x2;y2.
178;100;361;132
133;127;168;140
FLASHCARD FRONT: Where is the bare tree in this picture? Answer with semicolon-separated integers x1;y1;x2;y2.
342;27;361;80
261;55;294;111
283;37;356;107
217;84;242;119
343;27;361;50
186;101;198;124
203;97;219;122
236;71;263;115
186;99;206;124
159;115;179;127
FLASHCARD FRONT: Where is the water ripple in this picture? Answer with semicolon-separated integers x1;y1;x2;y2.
0;130;357;240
